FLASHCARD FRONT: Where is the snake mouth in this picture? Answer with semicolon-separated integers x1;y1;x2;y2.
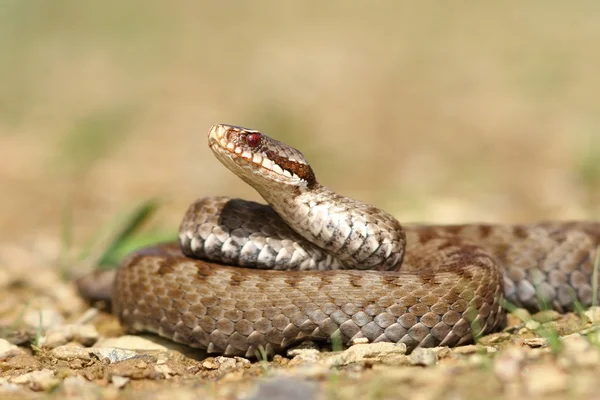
208;124;307;182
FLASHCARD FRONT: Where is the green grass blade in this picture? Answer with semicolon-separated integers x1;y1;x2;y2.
96;198;163;267
593;245;600;309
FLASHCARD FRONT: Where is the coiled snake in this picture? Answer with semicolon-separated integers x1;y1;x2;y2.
81;124;600;357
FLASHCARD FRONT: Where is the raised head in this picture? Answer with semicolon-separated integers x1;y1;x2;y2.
208;124;317;190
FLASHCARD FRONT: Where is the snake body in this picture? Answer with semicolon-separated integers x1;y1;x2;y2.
107;125;600;357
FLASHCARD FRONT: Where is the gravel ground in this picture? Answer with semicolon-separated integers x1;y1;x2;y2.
2;239;600;400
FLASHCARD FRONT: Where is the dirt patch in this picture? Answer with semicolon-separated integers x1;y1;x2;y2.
2;240;600;399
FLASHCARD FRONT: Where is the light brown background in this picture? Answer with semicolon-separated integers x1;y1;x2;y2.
2;1;599;245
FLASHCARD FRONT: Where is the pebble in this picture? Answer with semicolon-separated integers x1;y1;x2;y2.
524;320;541;331
584;306;600;322
493;347;526;383
51;345;92;361
154;364;173;378
480;332;511;344
559;335;600;368
287;349;321;366
248;377;318;400
286;341;320;355
10;369;60;391
40;324;99;348
0;338;26;360
408;348;437;366
524;364;567;395
201;356;251;373
325;342;407;367
111;375;130;389
510;308;532;322
279;364;331;380
61;375;98;396
522;337;547;348
452;344;480;354
531;310;561;323
92;348;141;363
451;344;495;355
0;379;22;393
430;347;452;359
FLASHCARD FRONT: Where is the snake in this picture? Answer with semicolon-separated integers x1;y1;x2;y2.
78;124;600;358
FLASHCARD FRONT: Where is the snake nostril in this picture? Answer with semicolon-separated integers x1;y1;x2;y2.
246;133;262;148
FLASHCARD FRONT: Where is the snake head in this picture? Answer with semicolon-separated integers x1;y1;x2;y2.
208;124;317;189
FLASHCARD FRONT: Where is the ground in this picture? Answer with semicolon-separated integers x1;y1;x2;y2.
2;241;600;399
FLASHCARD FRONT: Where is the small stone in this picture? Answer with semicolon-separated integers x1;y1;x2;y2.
41;330;70;348
248;376;318;400
560;334;589;352
326;342;407;367
202;356;251;373
559;335;600;368
525;320;541;331
409;348;437;366
522;337;548;348
0;379;24;393
0;338;25;360
480;332;511;345
468;354;492;367
40;324;99;348
430;347;452;359
351;337;369;345
154;364;172;378
510;308;532;323
10;369;60;391
524;364;567;395
287;341;320;354
584;306;600;322
287;349;321;366
62;375;93;394
71;324;100;346
74;308;99;325
493;347;526;383
202;359;218;370
532;310;561;323
92;348;141;363
51;345;92;361
452;345;478;354
156;354;169;365
451;344;495;355
136;361;148;369
111;375;130;389
280;364;331;380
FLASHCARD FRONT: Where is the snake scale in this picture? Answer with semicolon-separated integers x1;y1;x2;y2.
81;124;600;358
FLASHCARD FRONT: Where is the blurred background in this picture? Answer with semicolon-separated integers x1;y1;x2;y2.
1;1;599;247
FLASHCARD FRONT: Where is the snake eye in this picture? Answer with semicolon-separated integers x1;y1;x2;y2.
246;133;261;148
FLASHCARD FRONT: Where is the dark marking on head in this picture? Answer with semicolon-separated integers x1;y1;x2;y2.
265;150;317;187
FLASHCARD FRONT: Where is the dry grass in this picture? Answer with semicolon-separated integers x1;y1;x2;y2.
1;1;599;244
